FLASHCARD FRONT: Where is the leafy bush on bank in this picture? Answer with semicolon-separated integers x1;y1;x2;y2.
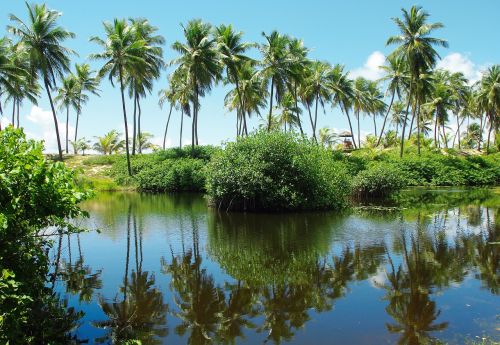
352;163;406;197
108;148;214;192
206;131;351;211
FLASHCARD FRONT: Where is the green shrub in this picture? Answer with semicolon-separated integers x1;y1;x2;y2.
206;131;351;211
134;158;206;192
352;163;406;197
0;127;89;343
155;145;219;161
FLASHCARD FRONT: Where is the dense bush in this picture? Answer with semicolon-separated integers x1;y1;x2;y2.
135;158;206;192
108;153;207;192
352;163;406;197
0;128;90;343
206;131;351;211
155;145;219;161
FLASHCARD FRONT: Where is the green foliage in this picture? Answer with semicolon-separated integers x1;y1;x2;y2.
352;163;406;197
155;145;219;161
206;131;351;211
82;154;121;166
135;158;206;192
0;127;90;344
108;152;209;192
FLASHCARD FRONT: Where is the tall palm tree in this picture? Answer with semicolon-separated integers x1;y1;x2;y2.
423;71;454;149
224;61;267;137
477;65;500;153
377;55;408;146
352;77;370;148
128;18;164;154
286;37;309;135
259;31;291;131
387;5;448;157
215;24;253;137
447;72;469;149
158;85;177;150
8;3;76;160
365;80;387;138
390;100;407;136
328;64;356;148
2;41;39;129
171;19;222;148
307;61;332;141
276;92;300;132
54;74;81;153
0;37;21;122
74;63;100;153
91;19;149;175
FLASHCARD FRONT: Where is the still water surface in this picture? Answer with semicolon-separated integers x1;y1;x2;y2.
54;188;499;344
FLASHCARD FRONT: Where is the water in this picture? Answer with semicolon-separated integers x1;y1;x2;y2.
53;188;499;344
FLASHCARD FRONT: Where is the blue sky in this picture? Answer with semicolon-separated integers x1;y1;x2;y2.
1;0;499;151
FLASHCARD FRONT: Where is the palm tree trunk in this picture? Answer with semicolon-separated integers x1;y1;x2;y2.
478;115;483;151
307;103;317;142
416;101;421;155
163;104;173;150
441;121;448;149
293;83;304;135
65;106;69;154
399;82;413;158
191;100;196;149
356;110;361;148
132;93;137;155
234;76;247;136
434;111;439;148
267;79;274;132
314;92;319;138
44;78;64;160
74;109;80;154
16;99;20;128
11;99;15;125
344;108;357;149
243;111;248;136
407;109;416;140
180;109;184;149
373;114;377;137
486;113;492;153
377;91;395;146
137;97;142;153
118;67;132;176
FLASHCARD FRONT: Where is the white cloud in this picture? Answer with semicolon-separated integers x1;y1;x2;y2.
436;53;486;84
26;105;75;153
350;51;386;81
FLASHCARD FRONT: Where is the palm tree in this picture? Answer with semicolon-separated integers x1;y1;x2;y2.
352;77;370;147
54;74;80;154
74;63;100;153
171;19;222;148
0;37;22;122
328;64;356;148
377;55;408;146
424;71;454;148
91;19;149;175
215;24;253;137
365;80;387;138
128;18;164;155
387;5;448;157
286;37;309;135
70;137;91;155
307;61;332;141
158;85;177;149
2;41;39;129
319;127;338;148
477;65;500;152
8;3;76;160
136;131;156;152
259;31;291;132
276;92;301;132
93;130;124;155
390;101;407;136
224;61;267;137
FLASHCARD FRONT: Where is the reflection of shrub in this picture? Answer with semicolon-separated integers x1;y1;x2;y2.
135;158;206;192
207;131;350;211
352;163;406;197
